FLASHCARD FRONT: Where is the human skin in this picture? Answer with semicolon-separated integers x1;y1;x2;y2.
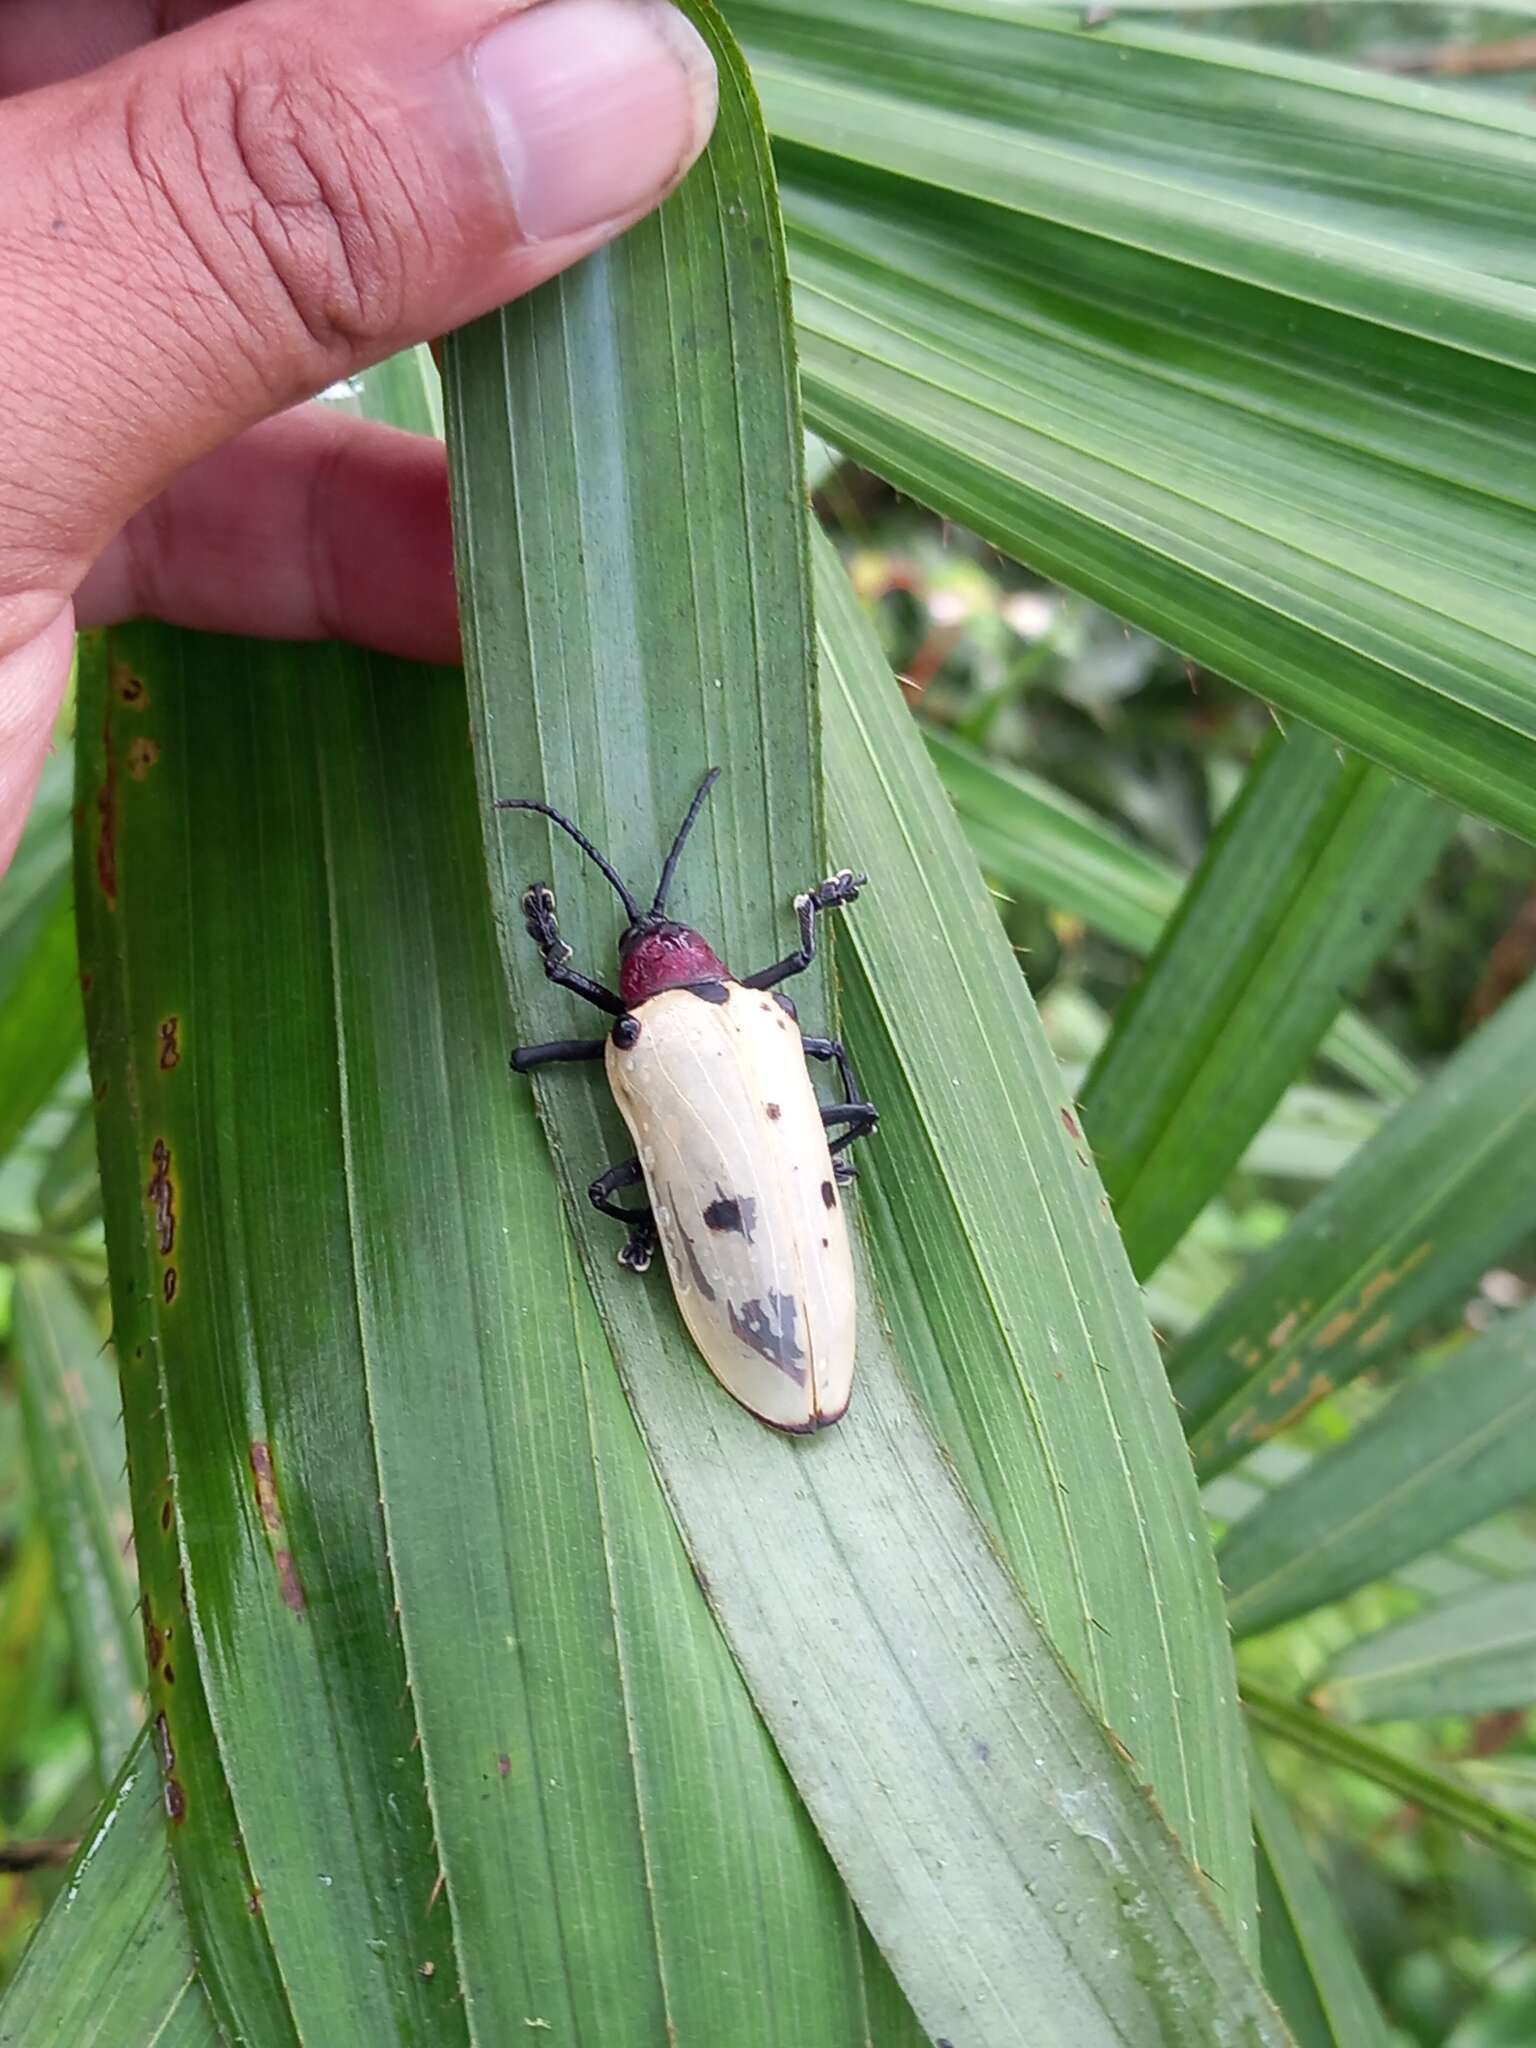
0;0;717;874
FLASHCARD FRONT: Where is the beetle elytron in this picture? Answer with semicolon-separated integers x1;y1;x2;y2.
498;769;876;1432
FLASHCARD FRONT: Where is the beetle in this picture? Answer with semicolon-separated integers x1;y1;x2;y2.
496;769;876;1433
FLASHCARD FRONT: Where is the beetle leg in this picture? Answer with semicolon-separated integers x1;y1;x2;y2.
741;870;866;989
822;1103;879;1151
589;1156;658;1273
805;1034;877;1179
522;885;626;1017
801;1033;863;1107
821;1101;879;1183
510;1037;606;1073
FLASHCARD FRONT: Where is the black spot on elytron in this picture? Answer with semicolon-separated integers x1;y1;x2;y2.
821;1180;836;1209
703;1188;757;1241
674;1223;716;1302
729;1293;805;1383
685;979;730;1004
765;1102;781;1120
612;1015;640;1050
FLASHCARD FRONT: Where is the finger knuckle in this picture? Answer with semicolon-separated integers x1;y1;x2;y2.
123;43;426;369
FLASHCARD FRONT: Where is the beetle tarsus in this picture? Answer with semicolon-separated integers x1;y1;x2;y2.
521;884;570;965
804;869;865;915
823;1100;879;1164
521;883;626;1018
619;1224;658;1273
742;870;868;991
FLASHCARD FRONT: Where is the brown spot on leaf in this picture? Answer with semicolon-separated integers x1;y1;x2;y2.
1312;1308;1358;1349
275;1549;306;1614
497;1754;511;1779
163;1266;178;1304
1359;1269;1397;1312
1061;1107;1082;1140
1359;1315;1393;1350
1268;1311;1300;1350
109;659;149;709
153;1711;175;1775
146;1140;176;1257
164;1779;187;1824
96;719;118;907
248;1891;263;1915
249;1443;282;1532
145;1617;165;1669
158;1017;181;1070
160;1498;172;1531
127;737;160;780
1249;1371;1335;1445
1267;1360;1302;1399
163;1663;176;1684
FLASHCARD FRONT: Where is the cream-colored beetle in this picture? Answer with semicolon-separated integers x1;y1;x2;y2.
498;771;875;1432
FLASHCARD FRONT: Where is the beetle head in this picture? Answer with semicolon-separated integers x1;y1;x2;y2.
495;769;727;1002
619;917;728;1003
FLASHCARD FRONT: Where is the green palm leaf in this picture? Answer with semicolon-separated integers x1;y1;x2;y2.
1249;1738;1392;2048
1222;1304;1536;1639
1317;1578;1536;1723
1170;975;1536;1476
725;0;1536;838
0;1736;218;2048
927;730;1419;1103
10;1263;139;1785
446;10;1275;2035
1081;726;1450;1277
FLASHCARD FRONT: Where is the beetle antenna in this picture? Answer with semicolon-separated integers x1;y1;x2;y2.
652;768;721;916
494;798;642;922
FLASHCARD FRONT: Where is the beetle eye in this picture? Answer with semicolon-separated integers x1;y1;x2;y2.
612;1016;641;1051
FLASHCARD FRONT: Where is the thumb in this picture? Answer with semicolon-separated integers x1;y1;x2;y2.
0;0;716;625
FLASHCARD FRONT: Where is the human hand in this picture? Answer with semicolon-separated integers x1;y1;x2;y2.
0;0;717;873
